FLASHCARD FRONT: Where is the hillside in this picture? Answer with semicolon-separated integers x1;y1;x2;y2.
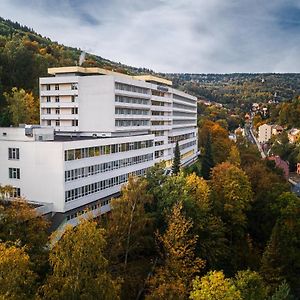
1;17;300;126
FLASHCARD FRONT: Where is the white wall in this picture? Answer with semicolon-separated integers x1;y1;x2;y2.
79;76;115;132
0;140;65;212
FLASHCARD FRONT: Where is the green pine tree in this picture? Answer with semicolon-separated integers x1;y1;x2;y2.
172;141;181;175
201;133;214;179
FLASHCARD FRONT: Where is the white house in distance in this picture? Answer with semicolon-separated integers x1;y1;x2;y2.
258;124;272;143
0;66;198;228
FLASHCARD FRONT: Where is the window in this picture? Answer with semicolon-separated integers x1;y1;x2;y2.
71;95;75;102
56;120;60;126
55;96;59;103
9;168;20;179
47;120;51;126
71;83;78;90
46;96;51;102
55;108;60;115
46;108;51;114
72;108;78;114
8;148;19;160
10;187;20;198
72;120;78;126
46;84;50;91
55;84;59;90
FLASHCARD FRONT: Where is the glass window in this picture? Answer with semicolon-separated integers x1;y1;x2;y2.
9;168;20;179
8;148;19;160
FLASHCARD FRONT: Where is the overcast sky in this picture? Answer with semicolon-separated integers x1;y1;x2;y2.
0;0;300;73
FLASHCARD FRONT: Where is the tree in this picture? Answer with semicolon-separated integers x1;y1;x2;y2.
201;133;214;179
260;192;300;295
39;219;120;299
190;271;242;300
0;198;49;276
105;177;154;299
210;162;253;272
270;281;294;300
234;270;267;300
172;141;181;175
146;201;205;299
106;176;153;267
0;242;36;299
227;145;241;166
210;162;252;230
4;87;39;126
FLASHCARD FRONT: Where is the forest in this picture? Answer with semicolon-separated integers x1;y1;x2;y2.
1;122;299;299
0;17;300;299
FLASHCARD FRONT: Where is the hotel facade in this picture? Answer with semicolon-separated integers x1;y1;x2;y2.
0;67;198;227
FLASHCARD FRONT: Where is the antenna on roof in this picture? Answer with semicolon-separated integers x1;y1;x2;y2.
79;51;86;66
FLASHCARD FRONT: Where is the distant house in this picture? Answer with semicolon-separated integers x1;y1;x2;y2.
272;125;283;135
234;127;245;137
288;128;300;143
258;124;272;143
268;156;289;179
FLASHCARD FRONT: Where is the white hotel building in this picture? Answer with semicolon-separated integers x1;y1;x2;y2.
0;67;198;227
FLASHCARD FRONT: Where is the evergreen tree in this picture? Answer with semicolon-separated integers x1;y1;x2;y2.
201;133;214;179
172;141;181;175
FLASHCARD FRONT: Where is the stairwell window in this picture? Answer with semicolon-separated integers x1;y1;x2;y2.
8;148;19;160
9;168;20;179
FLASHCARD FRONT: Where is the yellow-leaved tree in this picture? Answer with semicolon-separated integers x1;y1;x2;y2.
0;242;36;299
190;271;242;300
4;87;39;126
39;219;120;300
146;201;205;300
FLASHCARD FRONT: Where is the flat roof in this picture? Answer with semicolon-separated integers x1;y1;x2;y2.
47;66;172;86
134;75;172;86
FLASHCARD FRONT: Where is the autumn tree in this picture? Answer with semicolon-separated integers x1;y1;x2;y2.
260;192;300;296
201;133;214;179
172;141;181;175
0;242;36;299
234;270;267;300
0;198;49;276
4;87;39;125
185;173;227;268
104;176;154;299
210;162;253;272
39;219;120;300
146;201;205;299
227;145;241;166
190;271;241;300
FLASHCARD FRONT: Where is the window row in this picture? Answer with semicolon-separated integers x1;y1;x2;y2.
65;153;153;182
65;168;149;202
9;168;20;179
64;140;153;161
173;102;196;111
173;94;196;105
44;108;78;114
173;119;196;125
115;83;149;94
8;148;19;160
179;140;197;151
66;198;110;221
168;132;195;144
44;83;78;91
173;111;196;117
44;95;77;103
115;120;149;127
115;107;149;115
115;95;149;105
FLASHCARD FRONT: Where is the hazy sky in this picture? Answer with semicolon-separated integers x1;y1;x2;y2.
1;0;300;73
